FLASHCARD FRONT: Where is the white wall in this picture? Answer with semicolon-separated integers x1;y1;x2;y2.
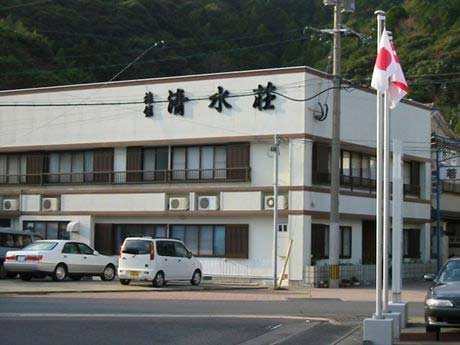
221;192;262;211
310;82;431;160
0;70;306;149
61;193;166;212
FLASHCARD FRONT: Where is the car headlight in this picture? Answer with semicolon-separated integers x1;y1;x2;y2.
426;298;454;307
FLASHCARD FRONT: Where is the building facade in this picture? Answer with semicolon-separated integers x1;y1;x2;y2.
0;66;434;285
431;111;460;263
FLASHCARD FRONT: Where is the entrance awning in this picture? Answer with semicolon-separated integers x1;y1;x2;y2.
66;221;80;233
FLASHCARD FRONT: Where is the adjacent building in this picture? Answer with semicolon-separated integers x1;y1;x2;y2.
0;66;435;285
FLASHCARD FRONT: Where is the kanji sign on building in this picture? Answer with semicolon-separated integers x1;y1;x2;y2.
440;166;460;180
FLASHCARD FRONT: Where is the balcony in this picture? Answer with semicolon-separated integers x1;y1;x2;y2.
0;167;251;186
313;172;421;197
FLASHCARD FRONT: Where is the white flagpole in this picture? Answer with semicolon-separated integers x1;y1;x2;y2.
383;88;391;312
392;139;403;303
374;10;386;319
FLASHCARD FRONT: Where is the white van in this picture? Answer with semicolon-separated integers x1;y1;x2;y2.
118;237;202;287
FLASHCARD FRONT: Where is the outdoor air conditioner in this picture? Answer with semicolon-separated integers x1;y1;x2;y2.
3;199;19;211
42;197;59;211
169;197;189;211
198;196;219;211
264;195;287;210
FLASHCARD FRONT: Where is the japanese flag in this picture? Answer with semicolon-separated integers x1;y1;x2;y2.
371;29;396;93
388;38;409;109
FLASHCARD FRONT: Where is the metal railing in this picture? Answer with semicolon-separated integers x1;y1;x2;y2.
0;167;251;186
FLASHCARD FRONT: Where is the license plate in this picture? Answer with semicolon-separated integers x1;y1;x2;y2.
130;271;139;278
17;256;26;262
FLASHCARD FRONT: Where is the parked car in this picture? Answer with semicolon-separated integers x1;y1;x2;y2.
118;237;202;287
4;240;117;281
0;228;42;279
424;258;460;339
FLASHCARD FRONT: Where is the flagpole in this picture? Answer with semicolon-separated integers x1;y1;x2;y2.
374;9;386;320
383;88;391;313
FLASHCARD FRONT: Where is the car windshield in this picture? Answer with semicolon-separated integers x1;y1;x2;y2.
121;240;150;255
22;242;58;251
439;261;460;283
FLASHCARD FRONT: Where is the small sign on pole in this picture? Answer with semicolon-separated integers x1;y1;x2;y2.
440;166;460;180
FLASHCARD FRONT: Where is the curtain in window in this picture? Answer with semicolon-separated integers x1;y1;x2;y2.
72;152;84;182
172;148;186;180
199;225;213;255
187;147;200;179
201;147;214;179
143;148;156;180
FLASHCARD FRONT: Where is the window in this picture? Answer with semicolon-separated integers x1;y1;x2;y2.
403;229;421;258
156;240;175;257
174;242;189;257
127;147;169;182
170;224;224;256
95;224;168;255
46;150;96;184
0;219;11;227
122;240;151;255
95;223;248;258
0;154;27;184
171;145;229;180
403;161;420;196
278;224;288;232
77;243;94;255
312;143;376;189
341;226;352;259
23;221;70;240
62;243;79;254
311;224;353;261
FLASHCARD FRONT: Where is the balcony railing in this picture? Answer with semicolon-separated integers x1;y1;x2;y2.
0;167;251;186
313;172;420;197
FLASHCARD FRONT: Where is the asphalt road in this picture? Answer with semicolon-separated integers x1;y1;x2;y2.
0;293;424;345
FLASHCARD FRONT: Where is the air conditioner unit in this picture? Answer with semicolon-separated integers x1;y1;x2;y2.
169;197;189;211
42;197;59;211
264;195;287;210
198;196;219;211
3;199;19;211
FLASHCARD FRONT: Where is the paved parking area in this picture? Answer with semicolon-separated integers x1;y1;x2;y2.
0;277;263;295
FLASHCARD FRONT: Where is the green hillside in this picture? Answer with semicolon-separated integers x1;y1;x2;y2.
1;0;459;130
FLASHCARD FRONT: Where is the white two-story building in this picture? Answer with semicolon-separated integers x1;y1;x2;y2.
0;66;434;285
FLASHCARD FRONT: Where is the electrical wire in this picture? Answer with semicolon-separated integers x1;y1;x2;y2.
0;0;52;11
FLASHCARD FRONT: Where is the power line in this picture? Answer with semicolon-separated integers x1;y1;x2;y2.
0;86;351;108
0;36;306;78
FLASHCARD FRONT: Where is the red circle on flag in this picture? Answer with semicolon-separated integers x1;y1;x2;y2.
376;47;392;70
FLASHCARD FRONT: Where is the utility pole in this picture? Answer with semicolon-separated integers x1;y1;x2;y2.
316;1;357;288
328;0;343;289
271;134;281;289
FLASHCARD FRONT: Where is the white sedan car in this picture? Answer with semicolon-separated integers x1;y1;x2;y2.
4;240;117;281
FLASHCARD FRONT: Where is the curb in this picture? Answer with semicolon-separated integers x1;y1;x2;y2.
0;284;267;295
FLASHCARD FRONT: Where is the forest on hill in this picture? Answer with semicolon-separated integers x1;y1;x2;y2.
1;0;459;130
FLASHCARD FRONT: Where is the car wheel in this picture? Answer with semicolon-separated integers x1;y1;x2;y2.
70;276;82;281
100;264;116;281
152;271;165;287
0;264;7;279
426;326;441;340
190;269;201;286
53;263;67;282
20;273;32;281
